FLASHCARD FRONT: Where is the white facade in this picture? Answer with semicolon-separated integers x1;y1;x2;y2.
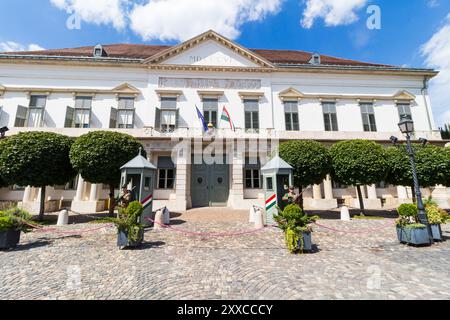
0;31;448;212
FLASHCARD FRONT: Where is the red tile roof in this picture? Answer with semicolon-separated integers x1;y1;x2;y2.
1;43;391;67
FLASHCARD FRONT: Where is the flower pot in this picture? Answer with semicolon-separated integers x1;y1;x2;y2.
396;226;432;246
297;232;312;252
0;229;21;249
431;224;443;241
117;229;144;249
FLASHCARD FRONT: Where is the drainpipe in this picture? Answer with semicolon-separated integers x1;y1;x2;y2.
421;76;434;132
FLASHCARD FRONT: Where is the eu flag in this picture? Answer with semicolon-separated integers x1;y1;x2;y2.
196;106;208;132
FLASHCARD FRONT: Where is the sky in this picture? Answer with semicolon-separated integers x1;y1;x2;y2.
0;0;449;126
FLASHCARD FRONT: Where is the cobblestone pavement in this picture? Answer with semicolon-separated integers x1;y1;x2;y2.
0;211;449;300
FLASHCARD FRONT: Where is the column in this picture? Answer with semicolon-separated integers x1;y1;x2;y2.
367;184;377;200
313;184;322;200
324;175;334;200
175;143;189;211
22;186;32;202
397;186;408;199
74;175;85;201
229;143;245;209
89;183;99;201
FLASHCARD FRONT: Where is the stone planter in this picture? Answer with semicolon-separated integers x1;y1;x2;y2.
297;232;312;252
396;226;432;246
431;224;443;242
117;229;144;249
0;230;21;249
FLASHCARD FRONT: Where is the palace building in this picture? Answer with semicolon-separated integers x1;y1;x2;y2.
0;30;448;213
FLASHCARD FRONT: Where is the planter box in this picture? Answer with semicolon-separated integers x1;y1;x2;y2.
0;230;21;249
431;224;443;242
297;232;312;252
117;229;144;249
396;226;432;246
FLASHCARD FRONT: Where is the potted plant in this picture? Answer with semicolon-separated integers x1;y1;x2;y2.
425;204;448;241
0;207;33;249
112;201;145;250
396;204;432;246
274;204;318;253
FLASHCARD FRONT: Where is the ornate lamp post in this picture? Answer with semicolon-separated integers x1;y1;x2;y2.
396;119;431;238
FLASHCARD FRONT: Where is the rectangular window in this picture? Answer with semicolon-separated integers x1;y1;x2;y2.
244;99;259;131
27;95;47;128
323;102;338;132
203;98;218;128
144;177;151;191
244;157;261;189
157;156;176;189
74;96;92;128
397;103;412;121
266;177;273;191
159;97;178;132
360;103;377;132
117;97;135;129
284;101;299;131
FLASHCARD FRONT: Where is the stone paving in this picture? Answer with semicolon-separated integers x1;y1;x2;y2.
0;209;449;300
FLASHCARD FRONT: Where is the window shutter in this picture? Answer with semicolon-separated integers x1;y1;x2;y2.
0;106;3;124
175;109;180;129
39;106;46;127
155;107;161;130
130;109;136;129
64;106;75;128
14;105;28;127
109;107;118;128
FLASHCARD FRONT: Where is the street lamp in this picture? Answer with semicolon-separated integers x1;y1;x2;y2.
395;119;432;241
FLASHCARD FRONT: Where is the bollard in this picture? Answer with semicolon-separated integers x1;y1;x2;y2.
162;207;170;225
249;206;257;223
340;206;351;221
153;210;165;230
254;207;265;229
57;209;69;226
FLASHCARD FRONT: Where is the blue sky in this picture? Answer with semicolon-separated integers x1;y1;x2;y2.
1;0;449;125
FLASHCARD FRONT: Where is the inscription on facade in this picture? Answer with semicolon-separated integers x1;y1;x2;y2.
158;77;262;90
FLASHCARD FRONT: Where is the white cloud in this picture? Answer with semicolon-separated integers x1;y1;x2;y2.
129;0;284;41
421;13;450;126
49;0;129;30
301;0;368;29
0;41;45;52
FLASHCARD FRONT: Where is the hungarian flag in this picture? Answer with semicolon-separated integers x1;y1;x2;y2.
220;106;235;131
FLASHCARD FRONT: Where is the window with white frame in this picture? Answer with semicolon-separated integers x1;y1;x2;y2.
157;156;176;189
244;99;259;131
397;103;412;121
203;98;218;128
74;96;92;128
322;102;338;131
117;97;135;129
244;157;261;189
360;102;377;132
284;100;299;131
156;97;178;132
27;95;47;127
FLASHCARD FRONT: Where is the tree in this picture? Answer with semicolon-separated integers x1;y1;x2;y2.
69;131;145;216
0;132;75;220
330;140;387;211
385;144;448;200
444;147;450;187
279;140;331;209
440;124;450;140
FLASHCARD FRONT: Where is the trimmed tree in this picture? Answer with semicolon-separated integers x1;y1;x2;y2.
385;144;449;200
0;132;76;220
279;140;332;209
444;147;450;187
69;131;145;215
330;140;387;211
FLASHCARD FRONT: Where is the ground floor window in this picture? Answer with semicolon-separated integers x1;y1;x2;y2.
245;169;261;189
157;156;176;189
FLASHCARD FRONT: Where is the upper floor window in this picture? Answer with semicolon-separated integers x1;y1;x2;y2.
322;102;338;132
117;97;135;129
27;95;47;128
244;157;261;189
360;103;377;132
284;101;299;131
157;156;176;189
203;98;218;128
397;103;412;121
154;97;178;133
74;96;92;128
244;99;259;131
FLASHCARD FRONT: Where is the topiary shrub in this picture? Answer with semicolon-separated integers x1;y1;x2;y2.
426;205;448;225
396;203;420;227
113;201;144;243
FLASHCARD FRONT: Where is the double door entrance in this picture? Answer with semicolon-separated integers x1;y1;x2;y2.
191;157;230;207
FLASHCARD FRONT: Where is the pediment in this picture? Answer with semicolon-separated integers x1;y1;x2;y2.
0;85;5;93
112;83;141;95
393;90;416;101
279;88;304;101
144;30;274;69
